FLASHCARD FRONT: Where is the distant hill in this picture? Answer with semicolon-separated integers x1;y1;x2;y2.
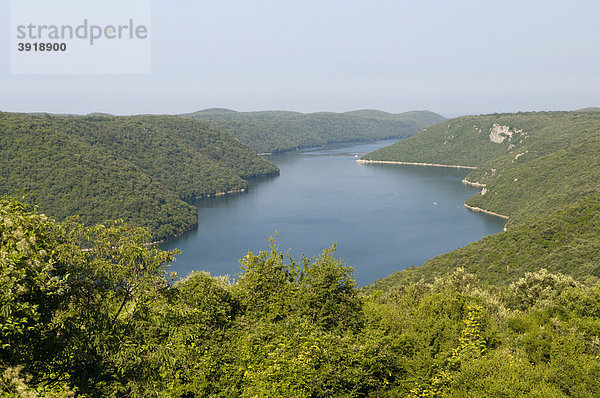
86;112;114;117
344;109;447;126
190;108;303;119
0;112;278;240
179;109;446;153
574;107;600;113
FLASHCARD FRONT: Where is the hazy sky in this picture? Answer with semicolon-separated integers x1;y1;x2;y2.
1;0;599;117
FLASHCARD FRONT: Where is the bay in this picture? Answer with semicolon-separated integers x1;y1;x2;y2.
160;139;506;286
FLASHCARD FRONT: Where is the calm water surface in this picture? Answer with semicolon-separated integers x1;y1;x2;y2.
161;139;505;286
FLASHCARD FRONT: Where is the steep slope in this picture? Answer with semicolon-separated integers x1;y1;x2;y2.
362;112;600;226
364;195;600;294
179;109;446;153
361;111;600;292
0;112;279;240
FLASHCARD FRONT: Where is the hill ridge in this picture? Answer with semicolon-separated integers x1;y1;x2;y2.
179;109;446;153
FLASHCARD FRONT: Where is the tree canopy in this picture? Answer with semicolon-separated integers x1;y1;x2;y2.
2;196;600;396
0;112;279;240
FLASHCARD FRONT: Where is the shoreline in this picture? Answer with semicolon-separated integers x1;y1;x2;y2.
357;159;477;169
202;188;246;198
357;158;509;225
152;188;249;245
81;228;193;252
256;135;409;157
461;179;486;187
147;228;193;246
463;204;509;220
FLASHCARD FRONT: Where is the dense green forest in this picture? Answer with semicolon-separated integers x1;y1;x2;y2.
4;110;600;396
179;108;446;153
362;111;600;227
3;196;599;396
0;112;279;240
361;110;600;296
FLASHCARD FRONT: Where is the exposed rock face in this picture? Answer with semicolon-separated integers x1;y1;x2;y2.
357;159;476;169
515;151;529;160
488;124;526;144
464;203;509;220
489;124;514;143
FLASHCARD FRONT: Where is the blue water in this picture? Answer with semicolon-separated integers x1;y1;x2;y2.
160;139;505;286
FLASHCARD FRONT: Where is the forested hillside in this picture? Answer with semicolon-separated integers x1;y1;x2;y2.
363;111;600;227
362;110;600;294
0;112;279;240
180;108;446;153
4;110;600;396
2;197;599;396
